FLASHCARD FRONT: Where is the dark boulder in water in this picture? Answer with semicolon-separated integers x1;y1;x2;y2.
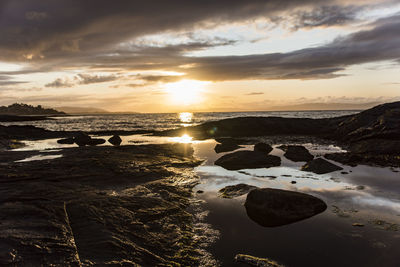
218;183;258;198
301;158;343;174
253;142;273;154
214;138;243;153
278;145;314;162
87;138;106;146
108;135;122;146
215;150;281;170
57;138;75;144
73;132;92;146
245;188;327;227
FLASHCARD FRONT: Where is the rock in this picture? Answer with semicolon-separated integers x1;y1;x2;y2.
108;135;122;146
341;171;348;175
87;138;106;146
214;142;242;153
196;190;204;194
352;223;364;227
57;138;74;144
291;181;297;184
301;158;343;174
234;254;284;267
244;188;327;227
215;151;281;170
254;142;273;154
218;183;258;198
73;132;92;146
278;145;314;162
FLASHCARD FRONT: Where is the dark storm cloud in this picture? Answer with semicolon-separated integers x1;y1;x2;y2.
0;0;375;61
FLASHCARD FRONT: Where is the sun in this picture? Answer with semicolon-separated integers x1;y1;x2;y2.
164;79;208;105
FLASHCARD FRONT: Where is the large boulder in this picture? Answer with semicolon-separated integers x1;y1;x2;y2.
215;151;281;170
301;158;343;174
108;135;122;146
278;145;314;162
218;183;258;198
254;142;273;154
87;138;106;146
245;188;327;227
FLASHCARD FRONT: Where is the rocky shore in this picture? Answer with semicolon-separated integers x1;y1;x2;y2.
0;144;214;266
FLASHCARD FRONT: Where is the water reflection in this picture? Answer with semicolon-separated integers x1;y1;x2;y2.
179;112;193;123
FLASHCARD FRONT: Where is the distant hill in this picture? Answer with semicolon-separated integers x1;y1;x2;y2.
0;103;65;115
55;106;110;114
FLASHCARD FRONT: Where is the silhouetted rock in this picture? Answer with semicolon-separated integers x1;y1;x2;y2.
87;138;106;146
73;132;92;146
108;135;122;146
301;158;343;174
245;188;327;227
278;145;314;162
254;142;273;154
57;138;74;144
215;151;281;170
218;183;258;198
214;138;243;153
234;254;284;267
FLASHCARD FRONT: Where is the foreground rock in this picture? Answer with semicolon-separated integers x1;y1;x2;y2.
108;135;122;146
301;158;343;174
278;145;314;162
218;184;258;198
234;254;284;267
245;188;327;227
254;142;273;154
0;144;208;266
215;151;281;170
73;132;106;146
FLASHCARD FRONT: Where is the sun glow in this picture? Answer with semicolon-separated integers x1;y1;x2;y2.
170;134;193;143
164;80;208;105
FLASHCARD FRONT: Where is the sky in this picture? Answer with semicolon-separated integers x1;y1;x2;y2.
0;0;400;113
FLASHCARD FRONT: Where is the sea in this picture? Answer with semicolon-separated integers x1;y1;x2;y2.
2;110;359;132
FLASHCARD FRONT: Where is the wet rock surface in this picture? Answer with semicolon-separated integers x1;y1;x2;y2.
234;254;284;267
301;158;343;174
0;144;208;266
278;145;314;162
215;151;281;170
244;188;327;227
218;184;258;198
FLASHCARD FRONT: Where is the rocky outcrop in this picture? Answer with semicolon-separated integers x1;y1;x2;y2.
108;135;122;146
301;158;343;174
215;151;281;170
278;145;314;162
244;188;327;227
254;142;273;154
218;184;258;198
73;133;105;146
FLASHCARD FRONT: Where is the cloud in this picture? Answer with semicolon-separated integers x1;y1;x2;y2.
0;75;28;85
45;73;119;87
0;0;390;61
245;92;264;96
